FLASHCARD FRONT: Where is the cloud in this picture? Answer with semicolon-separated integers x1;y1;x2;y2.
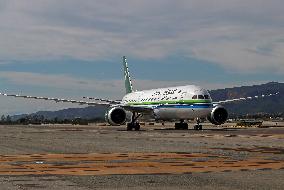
0;71;269;94
189;26;284;73
0;71;192;93
0;0;283;73
0;71;221;98
0;71;124;94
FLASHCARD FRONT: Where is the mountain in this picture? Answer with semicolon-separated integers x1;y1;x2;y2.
11;82;283;120
12;105;108;121
209;82;284;115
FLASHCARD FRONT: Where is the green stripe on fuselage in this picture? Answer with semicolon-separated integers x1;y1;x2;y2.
127;99;212;106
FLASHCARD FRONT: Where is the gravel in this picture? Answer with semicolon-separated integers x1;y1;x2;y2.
0;123;282;189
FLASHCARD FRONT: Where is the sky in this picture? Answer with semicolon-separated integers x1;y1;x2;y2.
0;0;283;115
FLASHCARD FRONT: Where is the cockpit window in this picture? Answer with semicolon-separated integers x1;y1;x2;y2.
192;95;197;99
198;95;204;99
204;95;210;99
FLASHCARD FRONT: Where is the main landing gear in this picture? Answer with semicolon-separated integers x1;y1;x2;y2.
127;112;142;131
175;120;188;130
193;118;203;130
174;119;203;130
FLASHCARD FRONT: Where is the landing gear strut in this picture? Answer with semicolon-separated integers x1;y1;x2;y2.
127;112;142;131
175;120;188;130
194;118;202;130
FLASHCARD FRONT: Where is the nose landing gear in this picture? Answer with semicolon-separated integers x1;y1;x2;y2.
174;119;203;130
126;112;142;131
127;122;140;131
194;118;203;130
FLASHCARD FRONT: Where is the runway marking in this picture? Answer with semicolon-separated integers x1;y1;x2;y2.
212;146;284;154
192;134;284;139
0;153;283;175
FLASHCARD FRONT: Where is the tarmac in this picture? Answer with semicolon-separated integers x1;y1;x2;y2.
0;122;283;189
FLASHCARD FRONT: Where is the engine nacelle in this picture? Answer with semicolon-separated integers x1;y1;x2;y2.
208;106;228;125
105;107;127;125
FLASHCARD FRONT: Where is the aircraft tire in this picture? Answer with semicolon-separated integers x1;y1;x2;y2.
175;123;188;130
194;125;202;130
127;123;133;131
134;123;140;131
175;123;181;130
182;123;188;130
194;125;198;130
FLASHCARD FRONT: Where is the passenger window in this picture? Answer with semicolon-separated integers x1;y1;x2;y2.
192;95;197;99
204;95;210;99
198;95;204;99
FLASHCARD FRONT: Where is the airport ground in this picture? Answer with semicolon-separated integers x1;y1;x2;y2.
0;122;283;189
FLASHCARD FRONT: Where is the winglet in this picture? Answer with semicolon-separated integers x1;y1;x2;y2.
123;56;133;94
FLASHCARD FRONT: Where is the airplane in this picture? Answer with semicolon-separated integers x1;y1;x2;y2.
0;56;279;131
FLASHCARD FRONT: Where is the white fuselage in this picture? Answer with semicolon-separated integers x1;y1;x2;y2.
121;85;213;121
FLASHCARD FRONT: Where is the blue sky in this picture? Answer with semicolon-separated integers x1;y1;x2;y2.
0;0;283;115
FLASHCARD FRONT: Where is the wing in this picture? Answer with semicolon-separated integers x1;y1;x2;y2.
121;105;154;113
83;96;121;104
0;91;154;113
0;92;120;106
213;92;279;104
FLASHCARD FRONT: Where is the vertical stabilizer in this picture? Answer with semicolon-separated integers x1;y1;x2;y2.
123;56;133;94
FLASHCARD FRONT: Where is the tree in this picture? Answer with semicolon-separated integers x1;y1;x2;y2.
0;115;6;124
6;115;11;124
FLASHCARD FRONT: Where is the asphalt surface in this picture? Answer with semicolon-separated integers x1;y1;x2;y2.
0;123;283;189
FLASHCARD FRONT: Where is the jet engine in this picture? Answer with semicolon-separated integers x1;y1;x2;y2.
208;106;228;125
105;107;127;125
